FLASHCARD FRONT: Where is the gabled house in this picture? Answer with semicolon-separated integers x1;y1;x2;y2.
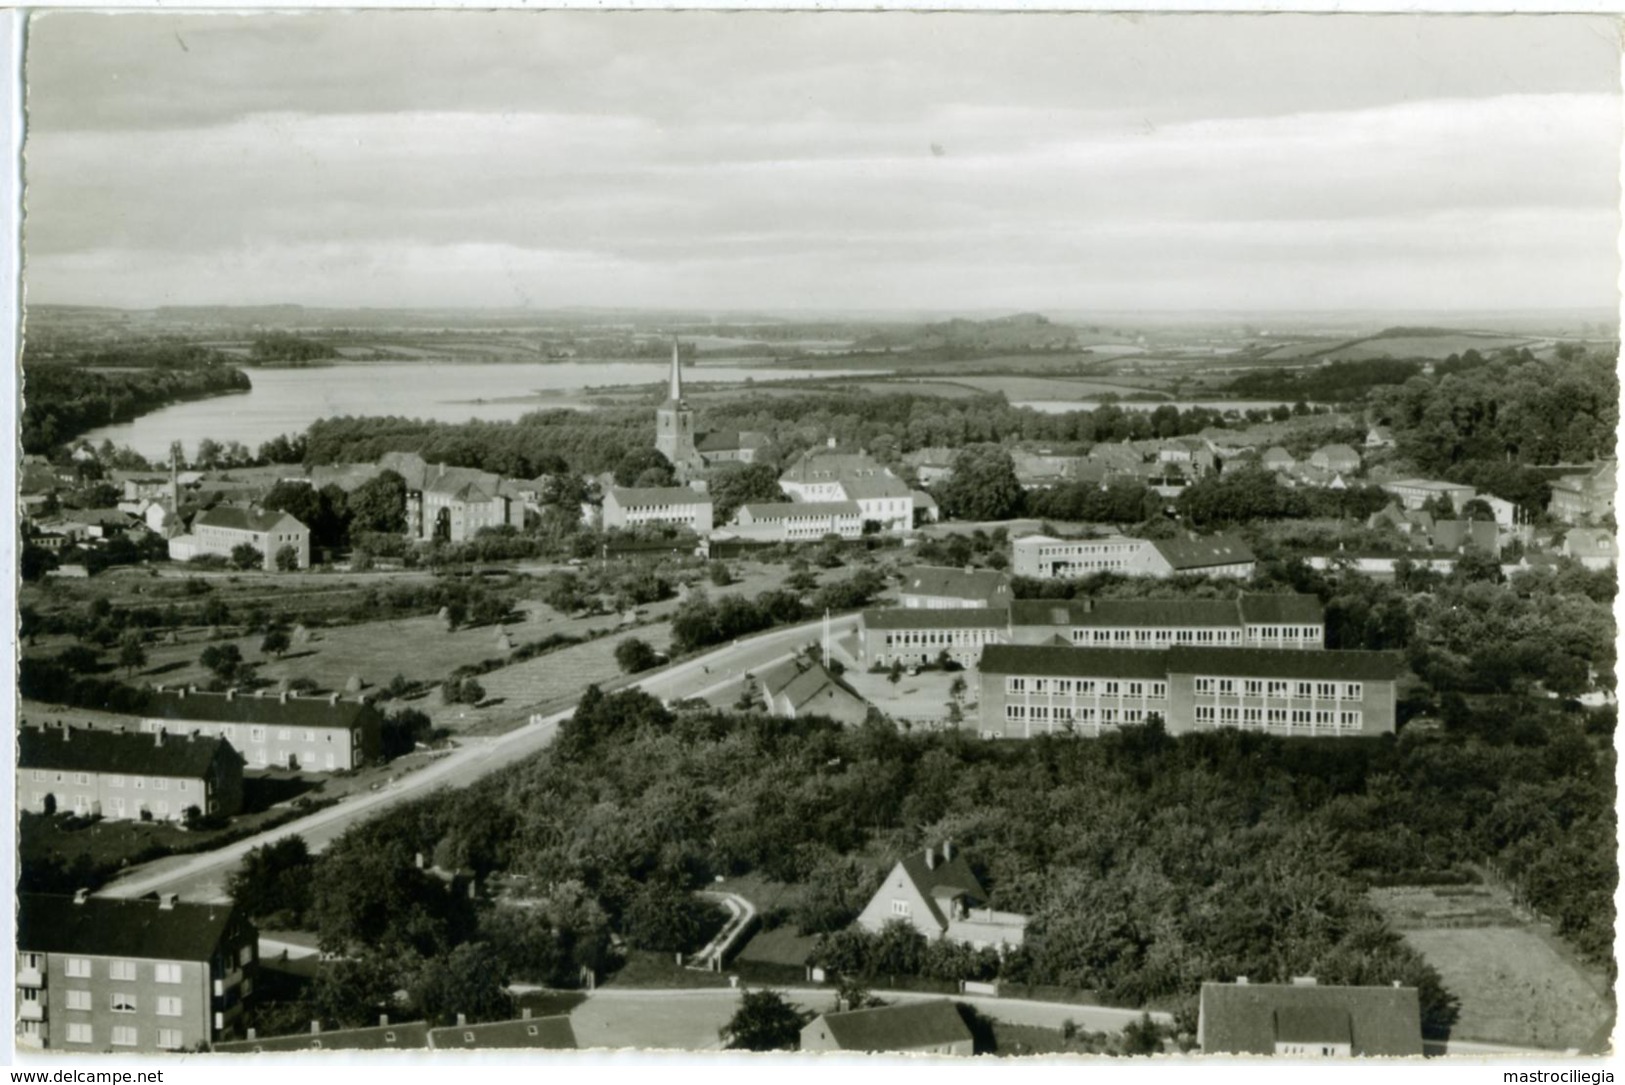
1562;527;1616;569
1365;426;1397;450
755;657;869;726
1548;462;1616;524
800;1000;974;1055
18;724;245;822
169;507;310;570
1197;979;1423;1057
898;566;1012;609
856;842;1027;951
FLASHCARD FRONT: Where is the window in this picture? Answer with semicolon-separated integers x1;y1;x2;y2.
31;770;44;782
108;774;125;788
1194;677;1213;694
66;989;92;1011
1219;706;1240;723
1032;679;1049;693
1243;708;1263;724
305;730;316;742
1315;710;1335;725
153;778;167;791
110;960;136;981
112;1026;138;1047
111;992;137;1013
1244;680;1263;695
1103;681;1119;695
20;987;40;1004
1295;681;1313;698
1343;682;1364;700
155;962;182;984
1005;704;1026;720
1268;708;1287;724
1078;680;1096;695
1340;711;1363;729
22;952;41;971
157;1029;184;1051
1007;678;1026;694
1150;682;1167;699
157;996;183;1017
75;773;90;785
278;728;291;741
1291;709;1312;724
66;1024;93;1045
1267;680;1288;697
1316;682;1337;699
1127;682;1143;697
891;899;911;916
65;957;92;978
177;780;190;792
250;727;266;742
134;778;145;790
1055;680;1072;694
1217;679;1235;694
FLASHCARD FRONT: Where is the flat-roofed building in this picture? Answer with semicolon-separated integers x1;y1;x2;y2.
898;566;1012;609
976;644;1401;739
1008;594;1323;650
1011;534;1144;579
602;486;713;535
17;892;257;1053
730;500;861;542
18;724;245;822
139;688;381;773
860;607;1009;669
1198;979;1423;1057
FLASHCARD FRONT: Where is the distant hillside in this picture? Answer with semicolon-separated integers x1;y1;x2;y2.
1260;326;1539;365
854;312;1080;353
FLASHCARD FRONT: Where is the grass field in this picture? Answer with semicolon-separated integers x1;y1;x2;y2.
1321;334;1533;362
931;375;1170;401
1370;884;1614;1051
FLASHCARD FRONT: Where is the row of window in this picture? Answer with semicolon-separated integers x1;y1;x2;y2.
61;1023;185;1049
1071;627;1246;646
881;629;1001;647
1193;678;1363;700
29;771;194;791
1005;704;1149;725
1006;677;1169;698
23;987;185;1015
144;721;359;745
1193;706;1363;729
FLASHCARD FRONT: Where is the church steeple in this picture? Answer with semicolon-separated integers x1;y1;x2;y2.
667;337;684;404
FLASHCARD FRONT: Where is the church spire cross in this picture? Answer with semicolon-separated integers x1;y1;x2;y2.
668;337;683;403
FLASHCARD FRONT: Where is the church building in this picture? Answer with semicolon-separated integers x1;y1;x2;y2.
655;340;709;483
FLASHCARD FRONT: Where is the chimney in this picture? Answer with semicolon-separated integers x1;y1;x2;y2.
178;687;187;699
826;437;837;449
924;847;936;870
521;1008;532;1020
1291;976;1317;987
457;1013;467;1027
439;463;447;479
226;688;236;702
379;1014;389;1027
943;840;954;862
1235;976;1248;985
73;888;88;905
415;852;426;870
247;1028;257;1041
329;692;341;706
155;727;165;747
1392;980;1402;989
62;724;70;742
311;1021;322;1035
159;893;178;910
279;691;289;704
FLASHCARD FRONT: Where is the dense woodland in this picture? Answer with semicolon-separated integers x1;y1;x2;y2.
21;358;251;453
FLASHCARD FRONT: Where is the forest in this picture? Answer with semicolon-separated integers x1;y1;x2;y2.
226;673;1613;1040
21;359;252;453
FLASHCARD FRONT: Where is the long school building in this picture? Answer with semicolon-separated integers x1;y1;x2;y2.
976;644;1402;739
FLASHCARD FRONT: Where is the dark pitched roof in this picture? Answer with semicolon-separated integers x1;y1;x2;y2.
1236;594;1326;625
780;450;885;484
146;689;381;731
1199;982;1423;1057
863;607;1009;630
428;1016;577;1050
18;893;247;963
814;1000;973;1053
1010;597;1241;629
978;644;1174;679
696;429;770;453
901;566;1011;602
840;475;913;500
215;1023;431;1052
1167;646;1403;681
194;506;306;534
608;486;711;508
1149;534;1256;570
896;848;988;930
19;725;240;779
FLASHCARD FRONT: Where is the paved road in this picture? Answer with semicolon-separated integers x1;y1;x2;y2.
98;614;859;903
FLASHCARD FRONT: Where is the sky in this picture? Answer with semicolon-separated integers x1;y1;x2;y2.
20;12;1625;313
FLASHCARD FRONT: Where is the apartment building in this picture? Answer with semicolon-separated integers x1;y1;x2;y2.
17;725;244;822
602;486;714;535
139;687;381;772
1011;533;1256;580
859;607;1009;669
976;644;1402;739
17;892;257;1053
1008;594;1324;651
168;507;311;571
729;500;862;542
898;566;1013;609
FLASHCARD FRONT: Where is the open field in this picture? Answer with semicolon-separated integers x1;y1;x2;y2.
930;375;1170;401
1322;334;1534;361
1370;884;1614;1051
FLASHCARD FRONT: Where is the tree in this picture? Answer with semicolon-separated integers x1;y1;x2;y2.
228;835;315;926
614;637;660;675
202;598;231;629
261;628;291;658
199;643;244;682
708;462;787;522
623;880;722;954
381;708;435;760
117;633;147;677
940;445;1025;522
349;470;409;534
275;544;301;572
412;942;514;1027
720;988;807;1051
230;542;264;571
613;447;675;488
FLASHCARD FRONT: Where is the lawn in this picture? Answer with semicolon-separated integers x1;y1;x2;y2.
735;925;818;969
600;950;733;991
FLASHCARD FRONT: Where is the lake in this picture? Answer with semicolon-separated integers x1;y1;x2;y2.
82;360;883;462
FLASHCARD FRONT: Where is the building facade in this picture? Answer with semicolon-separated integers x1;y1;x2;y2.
18;725;244;822
976;644;1401;739
859;607;1009;669
800;1001;974;1056
1380;478;1477;513
729;501;862;542
171;507;311;570
855;843;1027;950
17;893;257;1053
1011;534;1145;579
898;566;1013;609
139;688;381;772
1198;979;1423;1057
1007;594;1324;650
602;486;714;535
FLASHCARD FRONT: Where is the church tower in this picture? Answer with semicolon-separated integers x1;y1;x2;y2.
655;337;697;474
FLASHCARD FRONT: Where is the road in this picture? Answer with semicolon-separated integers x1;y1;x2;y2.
98;613;860;903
